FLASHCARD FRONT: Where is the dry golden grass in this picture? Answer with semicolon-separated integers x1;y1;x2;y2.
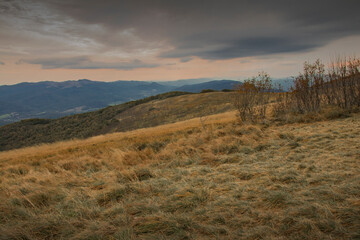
114;91;234;132
0;110;359;239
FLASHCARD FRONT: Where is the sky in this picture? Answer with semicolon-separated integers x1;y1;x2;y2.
1;0;360;85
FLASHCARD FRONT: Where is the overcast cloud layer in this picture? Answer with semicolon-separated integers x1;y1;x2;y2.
0;0;360;81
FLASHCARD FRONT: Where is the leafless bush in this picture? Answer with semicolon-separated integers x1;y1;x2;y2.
233;72;272;123
326;57;360;109
255;72;272;121
275;57;360;119
291;59;325;113
235;57;359;124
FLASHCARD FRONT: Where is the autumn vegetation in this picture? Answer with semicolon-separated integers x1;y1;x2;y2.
233;57;360;124
233;72;272;123
0;57;359;239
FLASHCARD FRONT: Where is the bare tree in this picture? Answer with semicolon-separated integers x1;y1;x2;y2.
233;72;272;123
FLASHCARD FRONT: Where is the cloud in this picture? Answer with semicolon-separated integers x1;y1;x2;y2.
180;57;193;63
188;37;318;60
1;0;360;63
20;56;159;70
0;0;155;59
43;0;360;60
0;61;4;65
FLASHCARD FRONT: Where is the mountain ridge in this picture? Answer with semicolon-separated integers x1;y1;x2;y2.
175;80;239;92
0;79;239;125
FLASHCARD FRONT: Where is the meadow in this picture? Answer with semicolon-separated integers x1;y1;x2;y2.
0;109;359;239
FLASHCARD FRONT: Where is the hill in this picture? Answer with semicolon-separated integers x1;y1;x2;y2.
0;110;359;239
0;79;238;125
175;80;239;92
157;78;217;87
0;91;234;151
0;80;173;125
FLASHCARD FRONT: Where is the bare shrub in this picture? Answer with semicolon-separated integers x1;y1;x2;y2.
327;57;360;109
273;57;360;122
291;59;325;114
255;72;272;121
233;72;272;123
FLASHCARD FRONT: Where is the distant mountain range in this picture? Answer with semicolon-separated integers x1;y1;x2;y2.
175;80;239;92
0;77;293;126
0;79;241;125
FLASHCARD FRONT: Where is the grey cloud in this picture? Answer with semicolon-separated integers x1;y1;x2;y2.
166;37;319;60
0;61;4;65
20;56;159;70
0;0;23;14
180;57;193;63
42;0;360;60
3;0;360;62
0;0;153;58
239;59;251;64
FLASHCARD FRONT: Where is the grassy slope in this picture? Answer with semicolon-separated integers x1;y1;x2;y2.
114;92;233;131
0;110;359;239
0;91;234;152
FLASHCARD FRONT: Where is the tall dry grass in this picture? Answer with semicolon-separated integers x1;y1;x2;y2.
0;110;359;239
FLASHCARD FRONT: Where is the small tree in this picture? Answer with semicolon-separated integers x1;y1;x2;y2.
233;72;272;123
254;72;272;121
291;59;325;113
233;79;257;122
327;57;360;109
